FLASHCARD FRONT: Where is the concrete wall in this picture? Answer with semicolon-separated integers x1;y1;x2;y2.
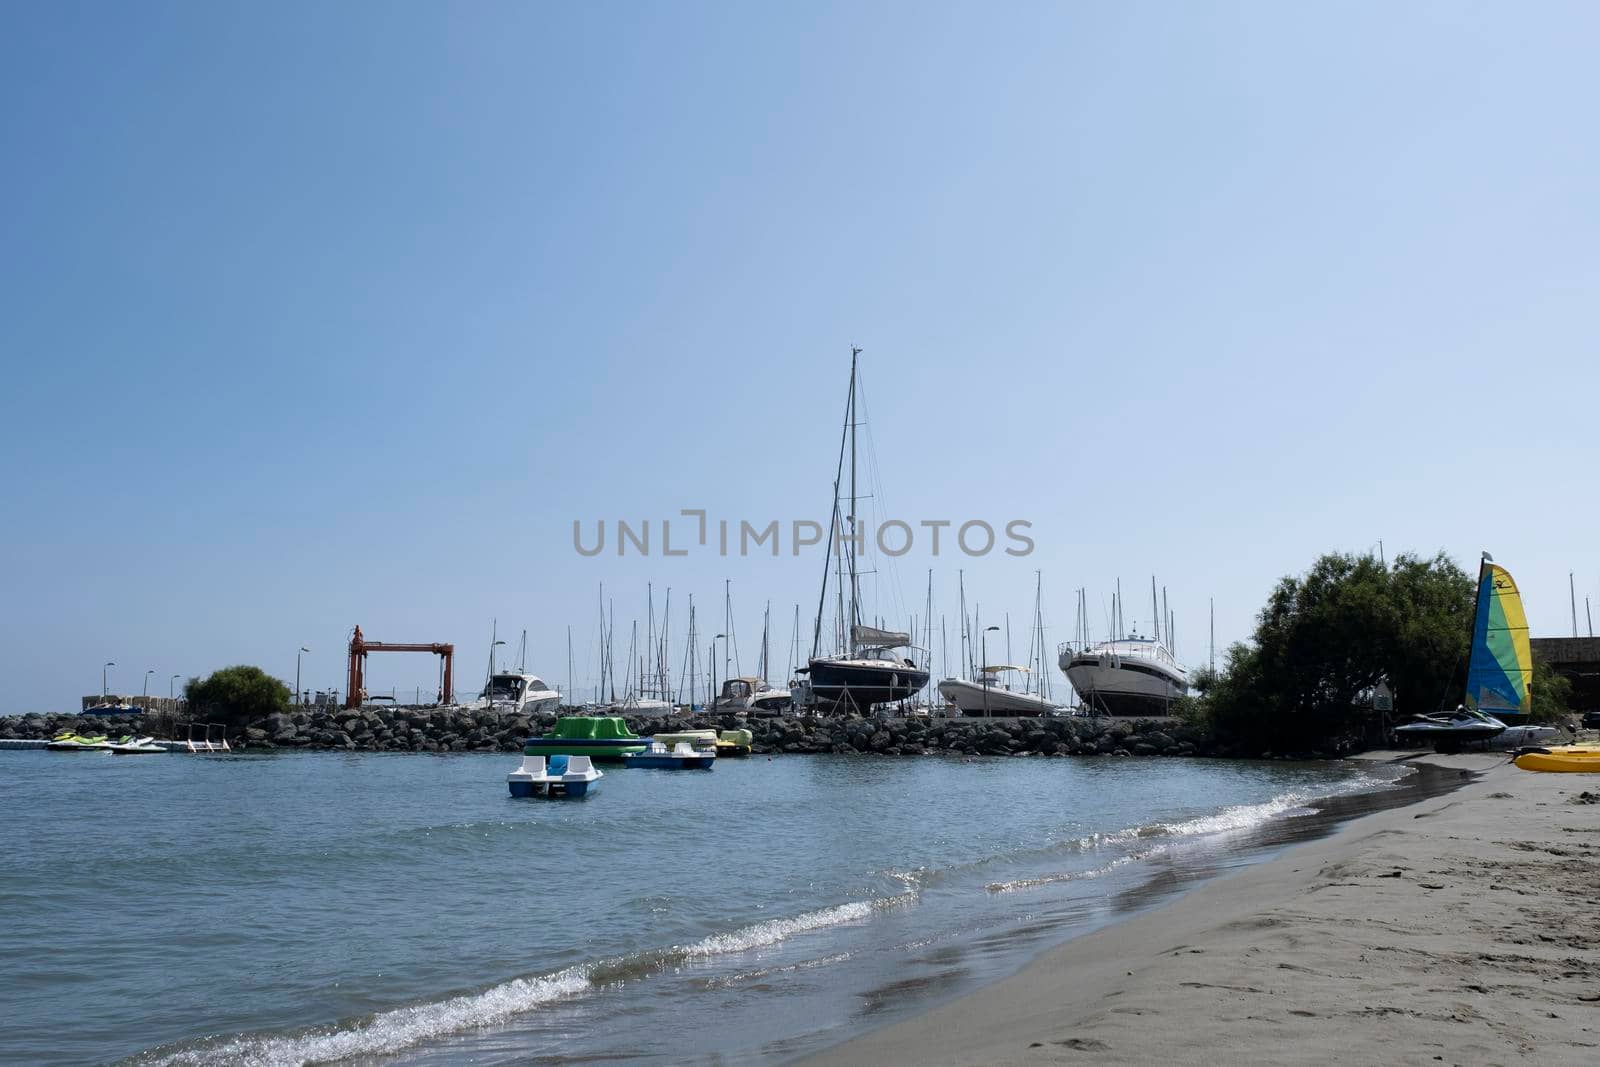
1530;637;1600;713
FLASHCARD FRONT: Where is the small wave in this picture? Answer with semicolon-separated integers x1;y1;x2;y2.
986;849;1160;893
137;967;592;1066
134;896;908;1066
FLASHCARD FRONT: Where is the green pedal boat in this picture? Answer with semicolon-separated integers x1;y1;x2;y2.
523;716;647;760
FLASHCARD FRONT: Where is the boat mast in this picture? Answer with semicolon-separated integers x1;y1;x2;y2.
848;346;861;643
517;629;527;673
1209;597;1215;674
646;583;655;697
723;579;733;682
958;570;968;676
759;600;771;682
811;351;855;659
566;625;573;708
1464;552;1491;707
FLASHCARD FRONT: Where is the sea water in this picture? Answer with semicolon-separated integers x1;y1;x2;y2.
0;748;1442;1065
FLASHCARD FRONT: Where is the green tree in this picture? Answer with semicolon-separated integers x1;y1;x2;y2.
185;666;289;730
1202;550;1475;752
1384;551;1474;714
1527;659;1573;724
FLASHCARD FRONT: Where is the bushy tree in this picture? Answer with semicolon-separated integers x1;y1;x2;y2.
185;666;289;730
1201;550;1474;752
1528;660;1573;724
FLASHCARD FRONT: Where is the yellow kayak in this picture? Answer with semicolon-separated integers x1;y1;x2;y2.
1514;748;1600;773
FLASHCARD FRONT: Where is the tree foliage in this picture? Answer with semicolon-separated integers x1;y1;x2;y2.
1528;659;1572;724
185;665;289;729
1201;550;1474;752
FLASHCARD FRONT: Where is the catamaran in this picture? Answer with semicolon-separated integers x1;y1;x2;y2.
1396;553;1545;750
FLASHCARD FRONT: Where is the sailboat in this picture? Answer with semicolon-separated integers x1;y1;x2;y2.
797;348;929;713
1395;553;1550;749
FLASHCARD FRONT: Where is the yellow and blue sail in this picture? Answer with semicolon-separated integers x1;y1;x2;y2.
1464;561;1533;716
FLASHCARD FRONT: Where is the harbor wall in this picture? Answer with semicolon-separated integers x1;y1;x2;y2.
0;706;1332;759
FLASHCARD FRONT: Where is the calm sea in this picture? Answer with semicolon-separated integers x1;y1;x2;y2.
0;748;1441;1065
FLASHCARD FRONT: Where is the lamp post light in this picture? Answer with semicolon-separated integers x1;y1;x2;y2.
170;674;181;701
712;634;726;712
295;647;310;707
143;669;154;698
103;662;115;699
982;626;1000;718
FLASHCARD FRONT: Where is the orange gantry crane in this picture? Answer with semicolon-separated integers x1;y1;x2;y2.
345;625;455;708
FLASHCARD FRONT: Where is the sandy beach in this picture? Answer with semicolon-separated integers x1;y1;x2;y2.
803;753;1600;1066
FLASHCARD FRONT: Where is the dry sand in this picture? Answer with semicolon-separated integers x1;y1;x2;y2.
802;752;1600;1066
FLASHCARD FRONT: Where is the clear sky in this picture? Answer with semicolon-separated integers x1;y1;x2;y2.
3;1;1598;713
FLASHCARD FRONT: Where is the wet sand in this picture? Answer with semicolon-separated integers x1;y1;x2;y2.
801;752;1600;1066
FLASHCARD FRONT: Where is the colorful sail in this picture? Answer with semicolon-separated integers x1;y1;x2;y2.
1464;559;1534;716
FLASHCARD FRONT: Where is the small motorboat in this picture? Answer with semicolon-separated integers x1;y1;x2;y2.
1513;746;1600;773
110;736;167;755
45;733;113;752
623;740;716;770
523;716;647;760
507;754;602;797
1393;707;1506;750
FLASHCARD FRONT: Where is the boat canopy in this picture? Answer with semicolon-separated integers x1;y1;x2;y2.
979;665;1030;673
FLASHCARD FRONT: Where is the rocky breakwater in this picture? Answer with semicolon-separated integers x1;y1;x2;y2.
742;713;1219;757
0;708;1307;758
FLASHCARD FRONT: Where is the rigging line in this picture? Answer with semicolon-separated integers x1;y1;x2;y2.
852;361;911;633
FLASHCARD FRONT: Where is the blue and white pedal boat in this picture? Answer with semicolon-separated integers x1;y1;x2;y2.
507;754;602;798
622;740;716;771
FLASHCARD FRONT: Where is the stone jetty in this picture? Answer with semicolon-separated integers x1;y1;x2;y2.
0;706;1338;759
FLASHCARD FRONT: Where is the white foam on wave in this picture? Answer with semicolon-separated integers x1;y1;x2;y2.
986;848;1162;893
142;966;592;1066
139;894;910;1066
687;894;908;956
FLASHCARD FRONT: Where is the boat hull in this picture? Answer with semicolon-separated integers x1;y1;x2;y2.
1063;660;1184;716
1513;750;1600;773
937;678;1060;717
807;659;930;712
622;754;715;770
523;739;645;759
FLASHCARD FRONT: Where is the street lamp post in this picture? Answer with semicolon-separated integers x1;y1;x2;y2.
103;662;115;699
170;674;181;701
143;669;154;698
982;626;1000;718
295;647;310;707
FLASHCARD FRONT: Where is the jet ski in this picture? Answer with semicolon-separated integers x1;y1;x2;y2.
44;732;113;751
1393;707;1507;750
109;736;167;755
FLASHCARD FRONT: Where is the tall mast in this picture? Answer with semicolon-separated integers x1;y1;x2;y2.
1572;571;1579;638
724;579;732;681
958;570;969;677
1464;552;1491;707
646;583;655;697
759;600;771;682
1209;597;1215;674
848;346;860;639
566;625;573;708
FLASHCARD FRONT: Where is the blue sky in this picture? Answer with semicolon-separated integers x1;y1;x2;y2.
3;1;1598;712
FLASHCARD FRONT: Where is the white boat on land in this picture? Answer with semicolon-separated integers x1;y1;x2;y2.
1059;637;1188;716
479;673;563;716
939;667;1062;717
606;695;675;716
712;676;792;715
